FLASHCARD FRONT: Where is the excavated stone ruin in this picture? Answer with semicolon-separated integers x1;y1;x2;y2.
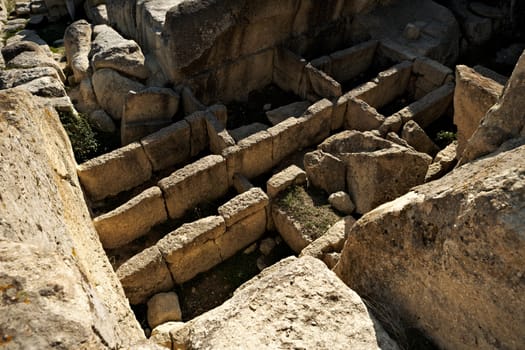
1;0;524;349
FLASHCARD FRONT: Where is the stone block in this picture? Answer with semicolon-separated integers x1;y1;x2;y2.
185;110;209;157
331;93;349;131
77;142;152;201
401;120;440;156
272;205;310;253
265;101;310;126
116;246;174;304
122;120;173;146
232;174;254;193
229;123;268;142
206;113;236;154
305;63;342;99
268;117;302;165
225;131;273;181
296;98;333;148
266;165;307;198
373;61;413;109
123;87;179;124
207;104;228;126
413;57;453;86
147;292;182;329
93;186;168;249
304;150;346;194
157;216;226;284
141;120;191;171
218;187;269;227
329;40;378;83
181;86;206;115
345;97;385;131
299;216;355;260
158;155;229;219
216;210;267;260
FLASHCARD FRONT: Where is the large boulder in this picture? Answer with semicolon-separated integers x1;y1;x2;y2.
64;20;92;83
460;50;525;164
0;89;144;348
171;256;399;350
91;24;149;80
335;143;525;349
92;68;145;120
454;65;503;156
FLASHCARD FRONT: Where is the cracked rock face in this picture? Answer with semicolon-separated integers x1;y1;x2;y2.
335;143;525;349
171;256;399;350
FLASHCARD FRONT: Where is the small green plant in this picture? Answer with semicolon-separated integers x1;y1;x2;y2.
435;130;457;147
58;110;99;163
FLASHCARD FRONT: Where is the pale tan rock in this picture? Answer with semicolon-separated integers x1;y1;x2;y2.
224;130;273;181
77;142;152;201
206;113;235;154
272;206;311;254
335;144;525;350
273;47;306;95
305;63;342;99
266;165;307;198
93;186;168;249
158;155;228;219
319;130;392;155
78;77;100;113
0;89;144;348
268;116;302;165
401;120;440;156
304;150;346;194
425;141;458;182
157;216;226;284
91;25;149;80
345;96;385;131
329;40;378;83
140;120;191;171
117;246;175;305
297;98;333;148
171;256;399;350
232;173;254;193
147;292;182;329
88;109;116;133
0;67;61;89
185;110;209;157
6;50;66;82
453;65;503;157
218;187;269;227
300;216;356;262
150;322;185;349
64;20;92;83
328;191;355;214
92;68;145;120
13;76;66;98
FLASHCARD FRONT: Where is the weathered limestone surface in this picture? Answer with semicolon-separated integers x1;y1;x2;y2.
171;256;399;350
64;20;92;83
147;292;182;329
93;186;168;249
0;89;144;348
454;65;503;156
92;68;145;120
266;165;307;198
117;246;175;305
460;50;525;164
77;141;152;201
158;155;229;219
335;144;525;349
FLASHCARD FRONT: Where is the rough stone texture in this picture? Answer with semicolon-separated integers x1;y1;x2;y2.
6;50;66;82
329;40;378;83
0;89;144;348
185;110;209;157
401;120;440;156
91;24;149;80
224;130;273;181
300;216;356;268
266;165;307;198
13;76;66;98
77;142;153;201
335;144;525;350
150;322;185;349
64;20;92;83
268;117;302;165
272;205;311;254
229;122;268;142
88;109;116;133
454;65;503;156
140;120;191;171
158;155;229;219
345;96;385;131
218;187;269;227
206;113;236;154
1;40;47;64
122;87;180;144
328;191;356;214
343;146;431;214
93;186;168;249
157;216;226;284
117;246;174;305
425;141;458;182
266;101;310;126
0;67;61;89
92;68;145;120
147;292;182;329
171;256;399;350
304;150;346;194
